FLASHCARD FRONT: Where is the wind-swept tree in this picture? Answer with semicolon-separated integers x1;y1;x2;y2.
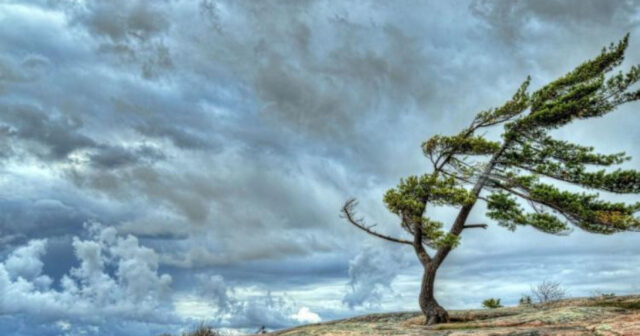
341;35;640;325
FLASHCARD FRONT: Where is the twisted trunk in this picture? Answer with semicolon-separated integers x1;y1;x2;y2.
419;264;449;325
418;142;511;325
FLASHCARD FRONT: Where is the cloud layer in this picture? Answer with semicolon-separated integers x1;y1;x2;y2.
2;0;640;334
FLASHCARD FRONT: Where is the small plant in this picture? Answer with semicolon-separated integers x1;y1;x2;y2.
183;325;219;336
591;290;616;298
594;298;640;310
519;295;532;306
482;298;503;309
531;280;566;303
156;324;220;336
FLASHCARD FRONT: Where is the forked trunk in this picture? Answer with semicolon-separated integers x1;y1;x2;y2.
419;264;449;325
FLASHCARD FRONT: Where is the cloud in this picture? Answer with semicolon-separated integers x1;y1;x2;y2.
73;1;170;42
4;0;480;270
0;102;165;169
200;274;325;330
0;103;96;161
0;53;51;87
67;0;174;79
3;239;46;279
2;239;51;293
226;291;307;330
291;307;322;324
470;0;640;43
0;224;328;334
196;274;234;313
0;224;177;335
89;144;165;169
181;271;327;330
343;244;412;308
0;199;89;244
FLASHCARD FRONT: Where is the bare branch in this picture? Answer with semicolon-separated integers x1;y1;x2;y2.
341;199;413;246
463;224;488;229
439;169;479;187
531;280;566;303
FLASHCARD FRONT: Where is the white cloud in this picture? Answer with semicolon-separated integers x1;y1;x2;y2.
0;223;177;334
190;274;325;330
3;239;47;280
291;307;321;324
0;225;326;334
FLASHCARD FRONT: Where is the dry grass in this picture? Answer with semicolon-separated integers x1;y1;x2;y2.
591;296;640;310
157;324;220;336
184;325;220;336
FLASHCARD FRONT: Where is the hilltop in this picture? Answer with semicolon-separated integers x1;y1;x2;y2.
265;295;640;336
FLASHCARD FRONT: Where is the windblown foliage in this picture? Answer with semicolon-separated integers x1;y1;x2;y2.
380;34;640;247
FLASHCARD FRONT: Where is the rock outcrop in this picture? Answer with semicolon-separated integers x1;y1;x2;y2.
269;295;640;335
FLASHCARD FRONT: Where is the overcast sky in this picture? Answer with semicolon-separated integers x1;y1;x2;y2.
1;1;640;335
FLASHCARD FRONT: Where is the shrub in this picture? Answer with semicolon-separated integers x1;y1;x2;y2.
518;295;532;306
591;290;615;298
482;298;503;309
183;325;219;336
531;280;566;303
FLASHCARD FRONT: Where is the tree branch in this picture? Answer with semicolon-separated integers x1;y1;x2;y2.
463;224;488;229
433;143;511;267
411;219;432;266
341;199;413;246
490;182;580;226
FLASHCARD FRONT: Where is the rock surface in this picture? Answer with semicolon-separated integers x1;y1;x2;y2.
268;295;640;336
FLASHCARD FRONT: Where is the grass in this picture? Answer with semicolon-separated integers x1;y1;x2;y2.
592;298;640;310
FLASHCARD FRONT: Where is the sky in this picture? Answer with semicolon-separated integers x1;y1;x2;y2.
1;0;640;335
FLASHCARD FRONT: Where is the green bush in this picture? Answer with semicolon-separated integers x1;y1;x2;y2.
519;295;532;305
482;298;503;309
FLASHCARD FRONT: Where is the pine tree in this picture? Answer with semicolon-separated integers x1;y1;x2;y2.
341;35;640;325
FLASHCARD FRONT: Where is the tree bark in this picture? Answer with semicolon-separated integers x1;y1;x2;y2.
419;264;449;325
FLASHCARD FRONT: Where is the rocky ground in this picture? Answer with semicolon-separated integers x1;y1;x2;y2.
267;295;640;336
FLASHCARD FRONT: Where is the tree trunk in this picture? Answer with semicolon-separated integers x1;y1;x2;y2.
419;264;449;325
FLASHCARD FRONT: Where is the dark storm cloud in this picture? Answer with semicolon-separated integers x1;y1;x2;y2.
68;0;174;79
0;103;95;161
89;144;165;168
470;0;640;43
251;23;434;138
75;1;170;42
0;102;166;168
0;199;87;243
